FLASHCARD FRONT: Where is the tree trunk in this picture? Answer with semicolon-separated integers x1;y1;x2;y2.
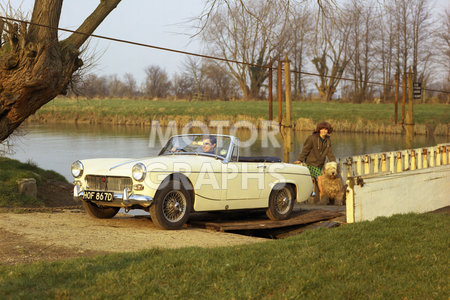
0;0;120;142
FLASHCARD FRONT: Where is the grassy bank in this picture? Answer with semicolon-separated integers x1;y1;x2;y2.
0;157;67;207
29;98;450;135
0;213;448;298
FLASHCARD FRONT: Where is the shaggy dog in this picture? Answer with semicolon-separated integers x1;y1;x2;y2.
320;162;345;206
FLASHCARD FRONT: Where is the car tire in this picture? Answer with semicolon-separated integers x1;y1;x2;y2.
82;201;120;219
266;185;294;221
150;180;191;230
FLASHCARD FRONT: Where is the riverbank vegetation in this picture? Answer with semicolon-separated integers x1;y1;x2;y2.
0;212;448;298
0;157;69;208
29;98;450;135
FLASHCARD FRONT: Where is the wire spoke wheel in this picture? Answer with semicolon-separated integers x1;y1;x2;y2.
266;185;295;221
150;179;192;230
162;191;187;222
274;188;291;215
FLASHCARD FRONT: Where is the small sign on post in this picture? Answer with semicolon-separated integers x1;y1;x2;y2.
413;82;422;100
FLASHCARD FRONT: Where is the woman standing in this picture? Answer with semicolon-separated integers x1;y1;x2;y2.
294;122;336;196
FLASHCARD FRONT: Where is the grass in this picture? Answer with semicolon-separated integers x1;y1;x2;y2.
0;157;67;207
36;97;449;126
0;213;448;299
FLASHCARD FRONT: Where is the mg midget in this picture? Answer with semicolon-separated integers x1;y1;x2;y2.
72;134;313;229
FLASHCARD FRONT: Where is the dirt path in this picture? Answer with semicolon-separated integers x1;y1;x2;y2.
0;210;265;265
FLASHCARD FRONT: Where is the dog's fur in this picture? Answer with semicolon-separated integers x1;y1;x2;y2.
320;162;345;205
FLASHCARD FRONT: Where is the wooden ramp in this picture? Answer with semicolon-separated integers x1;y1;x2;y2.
189;209;344;232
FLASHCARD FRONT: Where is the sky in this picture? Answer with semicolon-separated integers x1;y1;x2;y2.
8;0;207;84
5;0;450;85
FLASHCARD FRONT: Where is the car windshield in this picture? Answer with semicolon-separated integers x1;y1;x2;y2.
159;134;232;159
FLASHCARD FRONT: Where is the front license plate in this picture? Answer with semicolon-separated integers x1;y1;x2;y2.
83;191;114;202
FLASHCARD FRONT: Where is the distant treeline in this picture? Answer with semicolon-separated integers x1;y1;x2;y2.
68;0;449;103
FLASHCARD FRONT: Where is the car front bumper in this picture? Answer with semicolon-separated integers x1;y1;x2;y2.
74;185;153;208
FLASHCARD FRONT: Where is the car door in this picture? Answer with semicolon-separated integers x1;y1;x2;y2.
222;161;265;202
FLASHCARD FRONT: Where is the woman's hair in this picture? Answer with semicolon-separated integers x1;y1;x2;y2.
315;122;333;134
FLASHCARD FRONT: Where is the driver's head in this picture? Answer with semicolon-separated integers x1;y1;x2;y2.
201;136;217;153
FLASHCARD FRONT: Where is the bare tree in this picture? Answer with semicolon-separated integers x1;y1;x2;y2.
377;0;438;104
435;9;450;101
0;0;121;141
377;2;396;102
67;73;138;99
287;3;314;100
202;61;239;100
123;73;138;98
67;73;109;99
437;10;450;73
183;57;206;99
346;0;377;103
172;73;195;100
199;0;290;100
311;3;353;102
385;0;435;80
143;65;171;99
106;74;125;98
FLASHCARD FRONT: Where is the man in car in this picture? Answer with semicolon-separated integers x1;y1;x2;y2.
201;136;217;154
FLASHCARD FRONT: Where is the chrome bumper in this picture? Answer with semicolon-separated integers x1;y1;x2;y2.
74;185;153;207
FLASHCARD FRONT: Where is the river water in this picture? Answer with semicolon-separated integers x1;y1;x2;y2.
5;123;447;181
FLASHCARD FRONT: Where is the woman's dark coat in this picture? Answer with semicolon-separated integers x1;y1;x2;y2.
297;133;336;168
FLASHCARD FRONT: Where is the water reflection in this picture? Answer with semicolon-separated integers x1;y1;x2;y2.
6;123;447;181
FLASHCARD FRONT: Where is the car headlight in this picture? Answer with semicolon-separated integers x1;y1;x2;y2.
71;160;84;178
132;163;147;182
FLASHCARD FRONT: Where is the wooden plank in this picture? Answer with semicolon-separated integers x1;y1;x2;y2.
189;210;343;232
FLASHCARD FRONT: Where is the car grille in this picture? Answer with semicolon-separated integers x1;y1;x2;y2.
85;175;133;192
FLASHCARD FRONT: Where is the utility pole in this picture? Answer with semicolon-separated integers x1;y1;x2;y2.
402;73;406;125
283;57;293;163
394;73;398;124
277;59;283;125
406;67;415;149
268;61;273;121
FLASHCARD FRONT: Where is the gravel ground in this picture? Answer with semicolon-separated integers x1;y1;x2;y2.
0;210;265;265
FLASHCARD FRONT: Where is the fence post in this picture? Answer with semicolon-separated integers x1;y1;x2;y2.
436;147;441;166
364;155;370;175
403;150;409;170
356;156;362;175
396;152;403;173
417;149;422;169
443;146;448;165
381;154;387;172
373;154;379;174
410;150;416;170
390;152;395;172
346;157;353;178
429;147;435;167
422;149;428;168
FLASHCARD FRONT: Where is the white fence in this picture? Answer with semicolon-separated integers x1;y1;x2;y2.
339;143;450;223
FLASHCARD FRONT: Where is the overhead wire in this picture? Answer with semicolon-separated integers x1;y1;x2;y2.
1;15;449;95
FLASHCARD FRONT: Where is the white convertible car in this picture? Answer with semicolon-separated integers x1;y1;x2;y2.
72;134;313;229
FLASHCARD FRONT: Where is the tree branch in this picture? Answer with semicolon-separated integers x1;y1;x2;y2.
0;19;4;46
62;0;121;49
28;0;63;43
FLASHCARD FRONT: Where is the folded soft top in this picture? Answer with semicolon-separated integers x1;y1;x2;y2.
237;156;282;163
